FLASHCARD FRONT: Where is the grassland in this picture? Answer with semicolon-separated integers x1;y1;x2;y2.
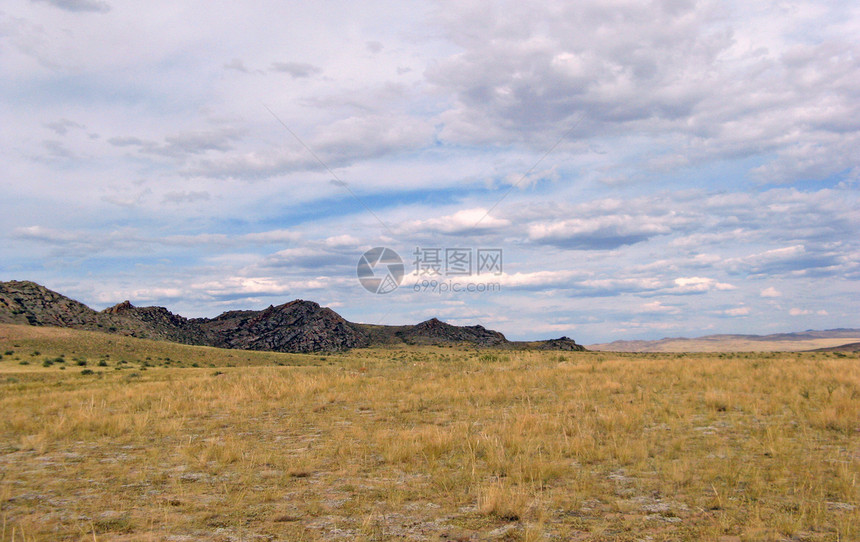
0;324;858;541
588;337;860;353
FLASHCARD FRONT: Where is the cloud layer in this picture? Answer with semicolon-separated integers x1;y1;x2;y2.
1;0;858;342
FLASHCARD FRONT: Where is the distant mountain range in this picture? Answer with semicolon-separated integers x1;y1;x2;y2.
0;281;584;353
589;329;860;353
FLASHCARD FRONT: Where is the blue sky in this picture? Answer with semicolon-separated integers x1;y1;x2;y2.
1;0;858;343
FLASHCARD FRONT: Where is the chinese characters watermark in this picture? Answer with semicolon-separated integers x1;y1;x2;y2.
412;247;503;277
357;247;503;294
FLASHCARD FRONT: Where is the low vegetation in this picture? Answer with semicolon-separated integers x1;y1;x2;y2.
0;324;858;541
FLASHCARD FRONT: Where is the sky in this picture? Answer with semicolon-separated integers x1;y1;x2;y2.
1;0;858;344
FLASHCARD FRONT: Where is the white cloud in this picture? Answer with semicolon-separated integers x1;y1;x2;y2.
761;287;781;298
191;276;331;298
672;277;736;294
240;230;303;244
12;225;303;253
788;308;828;317
725;244;844;277
403;208;511;235
324;235;363;248
528;215;674;250
426;0;860;186
497;270;581;288
188;114;435;180
576;278;665;295
638;301;681;315
2;0;859;343
162;191;211;204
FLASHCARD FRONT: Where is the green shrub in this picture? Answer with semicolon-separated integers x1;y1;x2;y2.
81;369;94;375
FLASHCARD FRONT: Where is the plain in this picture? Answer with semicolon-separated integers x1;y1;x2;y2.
0;324;858;541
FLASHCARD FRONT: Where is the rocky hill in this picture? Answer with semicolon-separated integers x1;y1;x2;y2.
196;300;370;352
0;280;106;329
529;336;586;351
398;317;508;346
0;280;585;353
103;299;205;344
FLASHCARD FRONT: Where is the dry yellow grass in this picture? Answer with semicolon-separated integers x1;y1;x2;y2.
0;325;858;541
589;337;860;353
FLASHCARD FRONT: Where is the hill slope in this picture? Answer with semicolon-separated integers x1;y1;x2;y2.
809;342;860;353
196;300;370;352
589;329;860;352
0;280;107;329
0;280;584;353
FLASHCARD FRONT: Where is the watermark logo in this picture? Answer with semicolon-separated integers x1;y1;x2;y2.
412;247;503;276
358;246;502;294
356;247;404;294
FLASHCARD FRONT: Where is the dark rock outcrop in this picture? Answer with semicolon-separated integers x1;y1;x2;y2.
0;280;586;353
532;336;586;351
103;300;204;344
399;317;508;346
0;280;105;328
197;300;370;353
0;281;374;353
